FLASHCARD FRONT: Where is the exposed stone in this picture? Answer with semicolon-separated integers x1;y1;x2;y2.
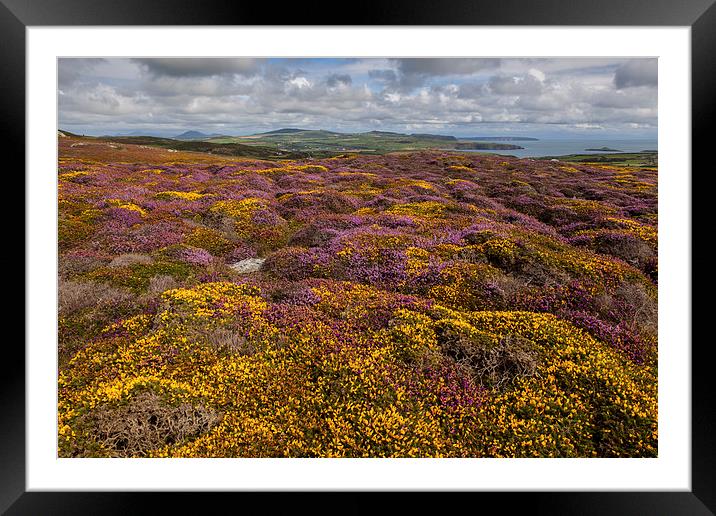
229;257;265;274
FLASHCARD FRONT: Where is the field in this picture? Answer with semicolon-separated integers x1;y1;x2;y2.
59;131;314;160
542;151;658;168
61;129;522;160
208;129;524;153
58;135;658;458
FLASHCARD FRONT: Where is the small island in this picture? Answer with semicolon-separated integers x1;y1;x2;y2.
585;147;622;152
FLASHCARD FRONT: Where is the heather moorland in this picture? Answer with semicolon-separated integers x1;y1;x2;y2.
58;135;657;458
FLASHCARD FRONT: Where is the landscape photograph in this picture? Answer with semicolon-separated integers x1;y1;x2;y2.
57;57;658;458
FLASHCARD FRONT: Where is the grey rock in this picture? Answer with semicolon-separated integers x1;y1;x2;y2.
229;257;265;274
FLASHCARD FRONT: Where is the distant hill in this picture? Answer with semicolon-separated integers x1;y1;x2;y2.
207;128;527;154
410;133;457;142
106;130;170;138
64;133;318;160
367;130;402;136
58;129;82;138
60;127;534;155
174;130;228;140
253;129;344;138
260;128;309;135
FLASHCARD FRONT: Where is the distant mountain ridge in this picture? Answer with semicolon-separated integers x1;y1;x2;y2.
174;130;228;140
249;128;528;142
208;128;526;153
78;127;540;142
259;128;309;135
101;130;170;138
59;127;536;155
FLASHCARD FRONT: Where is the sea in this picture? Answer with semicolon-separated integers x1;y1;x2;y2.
453;139;658;159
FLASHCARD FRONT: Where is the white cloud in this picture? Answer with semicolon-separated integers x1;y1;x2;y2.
58;58;657;137
528;68;546;82
287;77;311;89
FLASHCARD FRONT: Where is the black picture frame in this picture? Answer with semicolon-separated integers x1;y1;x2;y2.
4;0;710;513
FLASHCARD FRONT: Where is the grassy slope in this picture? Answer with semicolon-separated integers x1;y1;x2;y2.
59;132;317;160
543;152;658;168
208;130;523;153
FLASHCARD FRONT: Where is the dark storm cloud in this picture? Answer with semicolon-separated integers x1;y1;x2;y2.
614;59;658;89
132;58;263;77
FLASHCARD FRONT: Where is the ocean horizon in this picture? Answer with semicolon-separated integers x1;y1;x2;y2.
452;138;657;158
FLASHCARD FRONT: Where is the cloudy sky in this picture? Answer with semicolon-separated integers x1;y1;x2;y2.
58;57;657;139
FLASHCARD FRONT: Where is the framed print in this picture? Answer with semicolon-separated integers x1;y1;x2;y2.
5;0;711;513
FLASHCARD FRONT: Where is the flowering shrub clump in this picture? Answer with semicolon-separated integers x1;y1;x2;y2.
58;145;657;457
155;190;210;201
210;198;289;252
184;226;234;256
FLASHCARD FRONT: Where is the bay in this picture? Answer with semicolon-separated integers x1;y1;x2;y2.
452;138;657;158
